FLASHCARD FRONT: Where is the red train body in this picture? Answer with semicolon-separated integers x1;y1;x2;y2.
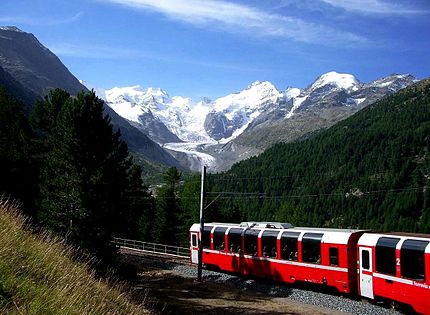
358;233;430;315
190;222;430;314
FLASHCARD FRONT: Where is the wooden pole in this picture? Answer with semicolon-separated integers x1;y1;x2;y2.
197;165;206;282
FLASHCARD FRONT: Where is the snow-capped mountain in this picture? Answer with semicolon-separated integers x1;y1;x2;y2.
105;85;213;144
104;79;283;144
233;72;417;155
204;81;282;141
366;74;415;91
308;71;361;93
282;72;417;117
103;71;417;171
286;72;364;116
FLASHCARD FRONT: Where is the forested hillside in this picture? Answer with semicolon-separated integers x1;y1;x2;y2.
203;78;430;233
0;84;189;253
0;87;151;264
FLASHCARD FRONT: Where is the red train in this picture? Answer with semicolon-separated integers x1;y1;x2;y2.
189;222;430;314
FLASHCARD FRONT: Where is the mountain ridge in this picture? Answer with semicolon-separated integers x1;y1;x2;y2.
104;71;417;171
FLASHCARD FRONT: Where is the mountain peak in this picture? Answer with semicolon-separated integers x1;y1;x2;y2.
389;73;409;78
248;80;262;87
106;84;173;98
367;73;416;89
310;71;361;92
247;80;275;90
285;87;301;100
145;86;168;95
0;26;23;32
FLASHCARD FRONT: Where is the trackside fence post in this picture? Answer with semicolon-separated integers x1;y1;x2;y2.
198;165;206;282
113;237;191;259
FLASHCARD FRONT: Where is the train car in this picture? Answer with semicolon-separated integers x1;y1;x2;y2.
357;232;430;314
190;222;365;294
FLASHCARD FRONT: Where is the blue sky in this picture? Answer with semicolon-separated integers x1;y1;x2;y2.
1;0;429;99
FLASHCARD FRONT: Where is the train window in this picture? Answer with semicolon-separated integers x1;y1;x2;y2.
262;230;279;258
228;228;243;253
191;234;197;247
329;247;339;266
213;227;227;251
362;250;370;270
302;233;323;264
400;239;429;281
375;237;400;276
202;225;213;249
243;229;260;256
280;231;299;261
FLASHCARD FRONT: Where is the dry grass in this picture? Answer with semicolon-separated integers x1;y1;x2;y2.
0;199;150;315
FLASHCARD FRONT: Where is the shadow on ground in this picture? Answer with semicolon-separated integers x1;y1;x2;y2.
120;250;335;315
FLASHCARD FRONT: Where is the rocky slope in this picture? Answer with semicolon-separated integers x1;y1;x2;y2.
234;72;416;150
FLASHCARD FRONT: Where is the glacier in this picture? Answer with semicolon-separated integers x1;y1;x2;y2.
90;71;414;171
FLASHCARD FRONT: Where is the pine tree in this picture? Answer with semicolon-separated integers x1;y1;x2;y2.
178;173;200;246
0;87;35;215
153;167;181;245
36;90;139;262
118;164;153;239
30;89;70;140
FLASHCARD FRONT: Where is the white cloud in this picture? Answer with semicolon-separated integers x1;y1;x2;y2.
98;0;367;46
0;12;83;26
49;41;265;72
321;0;427;15
48;42;141;59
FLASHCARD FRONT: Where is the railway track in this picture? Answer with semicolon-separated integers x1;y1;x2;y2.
119;246;348;315
118;244;403;315
118;246;191;264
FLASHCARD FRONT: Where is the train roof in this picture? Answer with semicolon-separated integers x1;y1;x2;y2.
191;223;365;238
190;222;365;245
358;232;430;251
288;226;365;233
201;222;364;233
379;231;430;238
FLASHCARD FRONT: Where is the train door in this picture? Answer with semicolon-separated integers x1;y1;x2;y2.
190;232;199;264
359;247;374;299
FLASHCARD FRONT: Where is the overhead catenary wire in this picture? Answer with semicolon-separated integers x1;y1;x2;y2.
183;167;429;185
138;186;427;201
184;172;337;184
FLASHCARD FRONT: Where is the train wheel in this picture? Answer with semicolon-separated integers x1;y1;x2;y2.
390;300;399;310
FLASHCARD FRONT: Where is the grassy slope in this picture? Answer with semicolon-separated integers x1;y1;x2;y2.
0;200;149;315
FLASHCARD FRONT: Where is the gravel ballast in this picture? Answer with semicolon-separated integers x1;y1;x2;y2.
172;264;402;315
120;248;404;314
